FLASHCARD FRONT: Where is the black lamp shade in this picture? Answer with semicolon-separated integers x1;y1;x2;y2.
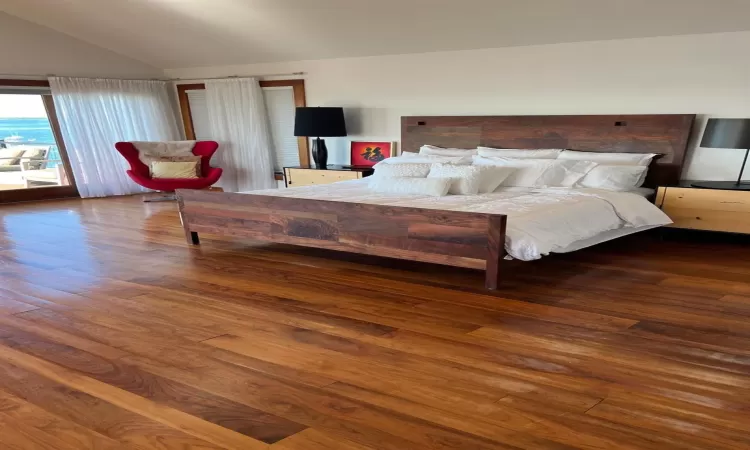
701;119;750;149
294;107;347;137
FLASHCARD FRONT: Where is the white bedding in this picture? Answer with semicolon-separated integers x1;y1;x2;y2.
243;180;671;261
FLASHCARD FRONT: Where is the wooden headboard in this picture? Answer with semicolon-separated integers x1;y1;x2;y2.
401;114;695;187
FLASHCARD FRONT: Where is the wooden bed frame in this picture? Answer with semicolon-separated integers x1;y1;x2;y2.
177;114;695;289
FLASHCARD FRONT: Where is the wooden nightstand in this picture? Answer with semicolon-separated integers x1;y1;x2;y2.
283;165;374;188
656;181;750;234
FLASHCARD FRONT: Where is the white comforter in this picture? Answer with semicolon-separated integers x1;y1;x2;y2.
244;180;671;261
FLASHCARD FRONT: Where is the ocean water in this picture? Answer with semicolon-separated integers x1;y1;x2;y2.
0;117;61;162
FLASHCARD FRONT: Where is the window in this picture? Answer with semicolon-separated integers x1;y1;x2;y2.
185;89;212;140
177;80;309;180
0;80;77;203
264;87;299;171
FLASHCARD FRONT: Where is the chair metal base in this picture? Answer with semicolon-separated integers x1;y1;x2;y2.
142;187;223;202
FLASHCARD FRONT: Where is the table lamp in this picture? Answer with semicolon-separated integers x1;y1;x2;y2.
294;107;347;169
692;118;750;190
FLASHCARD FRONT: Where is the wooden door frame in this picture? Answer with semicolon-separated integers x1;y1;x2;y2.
0;79;49;87
0;79;79;203
176;83;205;144
176;80;310;178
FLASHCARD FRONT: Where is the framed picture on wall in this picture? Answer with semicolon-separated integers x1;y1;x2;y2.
349;141;398;167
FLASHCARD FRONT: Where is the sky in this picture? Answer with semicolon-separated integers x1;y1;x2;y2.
0;94;47;118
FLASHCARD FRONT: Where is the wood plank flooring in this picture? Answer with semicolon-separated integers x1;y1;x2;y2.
1;195;750;449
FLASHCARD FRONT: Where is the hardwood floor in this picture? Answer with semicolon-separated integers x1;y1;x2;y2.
1;195;750;449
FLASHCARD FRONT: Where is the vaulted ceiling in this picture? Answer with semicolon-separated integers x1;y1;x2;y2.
2;0;749;70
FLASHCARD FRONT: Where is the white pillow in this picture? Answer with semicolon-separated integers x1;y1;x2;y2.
373;162;431;178
378;154;473;165
477;147;563;159
476;165;517;193
558;161;598;187
473;157;594;188
369;177;452;196
559;150;657;166
473;157;559;187
420;145;477;157
578;165;649;191
427;164;481;195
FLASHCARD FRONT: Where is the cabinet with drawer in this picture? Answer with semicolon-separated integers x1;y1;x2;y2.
283;166;373;187
656;184;750;234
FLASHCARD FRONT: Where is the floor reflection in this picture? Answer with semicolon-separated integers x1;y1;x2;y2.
0;207;96;290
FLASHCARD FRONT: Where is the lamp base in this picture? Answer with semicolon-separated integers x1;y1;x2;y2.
312;138;328;169
691;181;750;191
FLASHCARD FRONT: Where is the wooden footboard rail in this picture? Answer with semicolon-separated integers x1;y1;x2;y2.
176;190;508;289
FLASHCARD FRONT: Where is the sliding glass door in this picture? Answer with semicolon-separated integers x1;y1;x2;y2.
0;81;77;203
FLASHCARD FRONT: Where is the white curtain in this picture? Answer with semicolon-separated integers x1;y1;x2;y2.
49;77;180;198
205;78;275;192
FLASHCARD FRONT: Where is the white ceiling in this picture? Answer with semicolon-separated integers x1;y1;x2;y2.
2;0;749;70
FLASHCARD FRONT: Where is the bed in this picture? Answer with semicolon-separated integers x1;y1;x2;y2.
176;114;695;289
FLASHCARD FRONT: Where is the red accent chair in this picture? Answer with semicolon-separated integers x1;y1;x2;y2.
115;141;223;195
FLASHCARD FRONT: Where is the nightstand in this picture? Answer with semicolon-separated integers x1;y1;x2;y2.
283;165;374;188
656;181;750;234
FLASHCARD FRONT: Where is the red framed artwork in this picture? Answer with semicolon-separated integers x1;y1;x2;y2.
349;141;397;167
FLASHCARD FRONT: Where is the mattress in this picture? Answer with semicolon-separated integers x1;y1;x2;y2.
243;180;671;261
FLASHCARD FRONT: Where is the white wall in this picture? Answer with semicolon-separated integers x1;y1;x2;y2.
0;13;162;79
166;31;750;181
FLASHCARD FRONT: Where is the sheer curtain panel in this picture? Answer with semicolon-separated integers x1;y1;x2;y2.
49;77;180;198
205;78;275;192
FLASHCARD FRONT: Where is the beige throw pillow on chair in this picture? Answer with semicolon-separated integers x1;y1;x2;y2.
148;155;201;176
150;161;200;179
